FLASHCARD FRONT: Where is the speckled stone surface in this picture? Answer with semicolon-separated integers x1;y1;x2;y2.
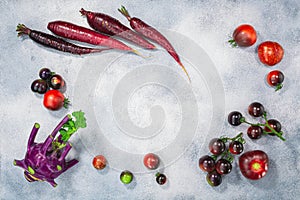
1;0;299;199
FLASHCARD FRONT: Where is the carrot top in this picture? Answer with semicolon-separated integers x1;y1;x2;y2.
16;24;31;36
118;6;132;21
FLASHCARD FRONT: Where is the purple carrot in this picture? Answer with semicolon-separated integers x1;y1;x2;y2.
16;24;109;55
118;6;191;81
80;8;156;50
47;20;141;55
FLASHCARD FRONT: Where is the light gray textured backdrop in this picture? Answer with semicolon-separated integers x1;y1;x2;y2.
1;0;299;199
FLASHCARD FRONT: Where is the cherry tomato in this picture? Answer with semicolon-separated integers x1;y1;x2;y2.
49;74;65;90
239;150;269;180
257;41;284;66
229;24;257;47
266;70;284;91
143;153;160;170
43;90;68;111
92;155;107;170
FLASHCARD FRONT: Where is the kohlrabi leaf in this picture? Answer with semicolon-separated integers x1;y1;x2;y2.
72;111;87;129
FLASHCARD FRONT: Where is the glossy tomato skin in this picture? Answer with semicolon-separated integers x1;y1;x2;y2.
43;90;65;111
232;24;257;47
257;41;284;66
92;155;107;170
143;153;160;170
239;150;269;180
267;70;284;87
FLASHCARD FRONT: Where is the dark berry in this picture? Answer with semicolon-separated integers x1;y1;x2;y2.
209;138;226;155
228;111;243;126
248;102;265;117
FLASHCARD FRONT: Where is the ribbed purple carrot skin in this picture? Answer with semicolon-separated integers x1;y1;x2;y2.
17;24;108;55
80;8;156;50
118;6;191;81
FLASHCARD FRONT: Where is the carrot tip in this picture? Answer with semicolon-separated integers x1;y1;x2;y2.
179;62;191;83
131;49;148;58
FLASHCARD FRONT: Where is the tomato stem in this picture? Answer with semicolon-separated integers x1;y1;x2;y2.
221;132;245;144
275;84;283;92
240;112;285;141
262;113;286;141
63;98;70;109
228;39;238;47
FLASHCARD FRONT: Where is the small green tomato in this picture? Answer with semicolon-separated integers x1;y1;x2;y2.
120;170;133;184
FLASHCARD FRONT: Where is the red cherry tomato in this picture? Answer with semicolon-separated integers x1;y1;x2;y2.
239;150;269;180
230;24;257;47
266;70;284;91
143;153;160;170
92;155;107;170
258;41;284;66
43;90;67;111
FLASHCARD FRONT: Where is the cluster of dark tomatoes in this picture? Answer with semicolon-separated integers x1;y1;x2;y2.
229;24;285;91
31;68;69;111
199;101;285;187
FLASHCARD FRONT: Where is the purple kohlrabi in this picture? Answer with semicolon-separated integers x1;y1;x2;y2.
14;112;86;187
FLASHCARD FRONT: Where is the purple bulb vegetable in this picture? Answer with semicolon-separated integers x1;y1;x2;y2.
14;111;86;187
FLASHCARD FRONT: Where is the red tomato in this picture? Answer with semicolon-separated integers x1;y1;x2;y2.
239;150;269;180
258;41;284;66
92;155;107;170
143;153;160;170
266;70;284;91
230;24;257;47
43;90;66;111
